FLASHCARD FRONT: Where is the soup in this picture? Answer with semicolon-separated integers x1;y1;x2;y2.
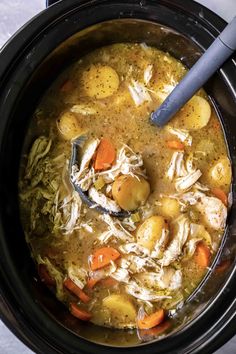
19;43;231;335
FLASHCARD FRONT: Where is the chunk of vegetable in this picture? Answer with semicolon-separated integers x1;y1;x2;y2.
64;278;90;303
112;175;150;211
94;138;116;170
157;197;180;219
57;112;83;140
138;320;170;339
215;259;231;274
70;303;92;321
86;278;99;289
137;309;165;329
82;64;120;99
208;157;231;188
194;242;211;268
102;294;136;325
211;188;228;206
90;247;120;271
60;79;73;92
166;140;184;150
175;96;211;130
100;277;119;287
136;215;168;251
38;264;56;286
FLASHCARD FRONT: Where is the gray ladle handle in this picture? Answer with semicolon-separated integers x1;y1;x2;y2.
151;16;236;127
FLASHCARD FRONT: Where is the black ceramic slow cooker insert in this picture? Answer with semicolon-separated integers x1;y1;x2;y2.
0;1;236;353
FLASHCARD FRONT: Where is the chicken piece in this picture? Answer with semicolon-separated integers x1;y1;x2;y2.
88;187;121;213
159;216;190;266
196;195;227;230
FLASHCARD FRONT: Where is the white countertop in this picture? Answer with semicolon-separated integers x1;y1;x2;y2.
0;1;235;353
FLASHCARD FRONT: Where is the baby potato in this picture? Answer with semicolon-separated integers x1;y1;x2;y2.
81;64;120;99
57;111;83;140
112;175;150;211
208;157;232;187
157;197;180;219
137;215;169;251
102;294;136;328
174;95;211;130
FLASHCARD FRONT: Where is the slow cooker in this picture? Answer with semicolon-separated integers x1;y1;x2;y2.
0;0;235;353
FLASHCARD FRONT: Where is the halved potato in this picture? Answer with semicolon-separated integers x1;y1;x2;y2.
101;294;137;328
112;175;150;211
174;96;211;130
136;215;169;251
157;197;180;219
57;111;83;140
208;157;232;187
81;64;120;99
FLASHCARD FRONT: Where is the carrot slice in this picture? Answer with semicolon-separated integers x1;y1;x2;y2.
38;264;55;286
100;277;118;287
70;303;92;321
211;188;228;206
194;242;211;268
94;138;116;171
60;80;73;92
64;278;90;303
139;320;170;338
86;278;100;289
215;259;231;274
137;309;165;329
166;140;184;150
90;247;121;271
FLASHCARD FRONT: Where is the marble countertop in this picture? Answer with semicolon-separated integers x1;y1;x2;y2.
0;0;235;353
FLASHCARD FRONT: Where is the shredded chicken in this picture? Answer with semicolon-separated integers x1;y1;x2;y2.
111;268;130;283
67;264;87;289
135;268;182;291
25;136;52;180
126;280;171;301
119;243;150;257
159;215;190;266
128;80;152;106
144;65;153;85
51;190;82;235
166;126;192;146
98;214;134;243
178;191;227;230
166;152;202;191
88;187;121;212
37;256;64;300
70;104;97;115
196;195;227;230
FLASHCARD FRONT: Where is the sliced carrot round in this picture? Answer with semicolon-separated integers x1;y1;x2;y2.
137;309;165;329
211;188;228;206
139;320;170;338
86;277;100;289
90;247;120;271
64;278;90;303
194;242;211;268
94;138;116;171
166;140;184;150
38;264;55;286
70;303;92;321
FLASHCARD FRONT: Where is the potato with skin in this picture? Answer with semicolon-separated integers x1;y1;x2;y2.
137;215;169;251
112;175;150;211
101;294;137;328
208;157;231;188
174;95;211;130
57;111;83;140
157;197;180;219
81;64;120;99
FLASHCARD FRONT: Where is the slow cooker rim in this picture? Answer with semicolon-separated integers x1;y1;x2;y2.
0;1;236;354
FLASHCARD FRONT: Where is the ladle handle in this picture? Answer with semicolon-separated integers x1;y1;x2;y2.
151;16;236;127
